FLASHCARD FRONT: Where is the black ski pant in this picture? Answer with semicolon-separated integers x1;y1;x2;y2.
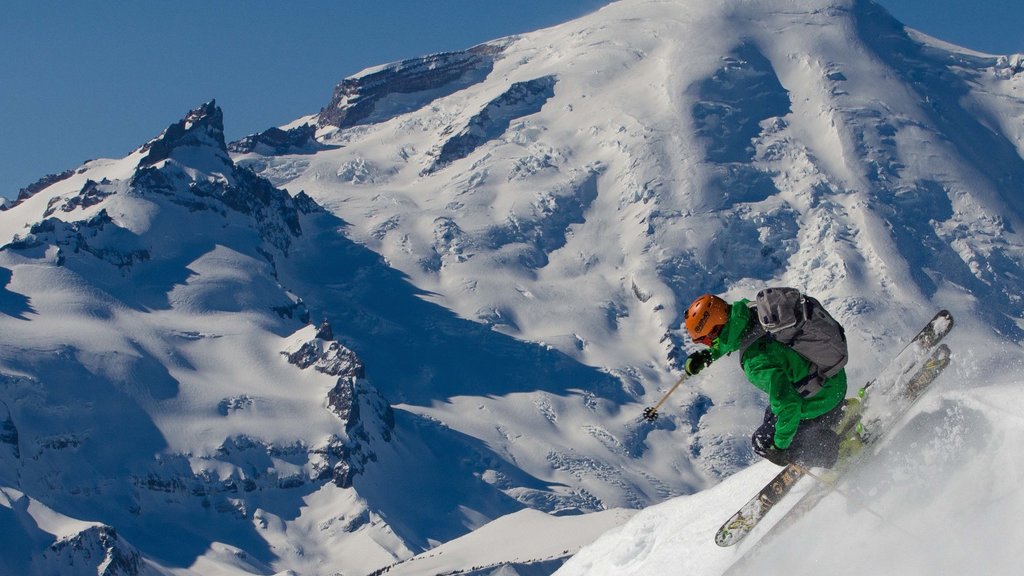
751;400;845;469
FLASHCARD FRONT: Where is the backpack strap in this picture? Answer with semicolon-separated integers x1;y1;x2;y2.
736;304;767;360
738;303;825;399
792;371;825;399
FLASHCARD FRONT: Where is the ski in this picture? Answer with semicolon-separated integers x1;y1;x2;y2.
738;343;952;546
714;399;862;548
721;342;954;576
714;464;803;547
856;342;953;443
714;310;953;548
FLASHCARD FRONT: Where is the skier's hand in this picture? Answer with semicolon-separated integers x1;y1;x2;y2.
762;443;791;466
684;349;713;376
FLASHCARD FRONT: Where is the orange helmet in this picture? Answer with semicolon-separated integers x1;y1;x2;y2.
685;294;730;346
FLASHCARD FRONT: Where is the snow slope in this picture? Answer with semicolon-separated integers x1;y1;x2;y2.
2;0;1023;574
558;362;1024;575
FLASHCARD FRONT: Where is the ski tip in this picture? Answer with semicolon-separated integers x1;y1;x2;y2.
715;530;738;547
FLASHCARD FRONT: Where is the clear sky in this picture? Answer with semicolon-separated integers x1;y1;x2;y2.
1;0;1021;200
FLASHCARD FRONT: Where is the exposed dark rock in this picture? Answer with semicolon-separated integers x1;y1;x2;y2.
327;377;359;424
44;525;145;576
1;402;19;459
127;168;179;206
424;75;558;174
216;395;255;416
315;318;334;341
319;42;509;129
134;102;308;252
190;167;303;249
43;179;113;217
228;124;328;155
3;210;151;270
286;340;365;379
282;331;396;487
138;100;229;167
132;116;306;253
332;459;354;489
291;190;324;215
3;169;76;211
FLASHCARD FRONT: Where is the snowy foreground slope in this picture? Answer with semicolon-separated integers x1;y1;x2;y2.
558;369;1024;576
2;0;1024;574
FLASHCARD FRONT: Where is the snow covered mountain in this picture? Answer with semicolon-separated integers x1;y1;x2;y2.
2;0;1023;574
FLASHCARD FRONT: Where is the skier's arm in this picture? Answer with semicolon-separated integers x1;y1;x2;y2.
743;354;804;450
767;380;802;449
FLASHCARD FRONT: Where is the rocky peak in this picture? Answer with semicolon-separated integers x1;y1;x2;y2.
125;102;311;253
138;100;229;167
282;325;394;488
43;525;146;576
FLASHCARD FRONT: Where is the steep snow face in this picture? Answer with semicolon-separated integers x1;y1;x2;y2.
245;0;1024;488
257;0;1023;355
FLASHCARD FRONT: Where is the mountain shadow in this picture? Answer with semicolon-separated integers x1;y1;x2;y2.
0;266;32;319
277;208;627;406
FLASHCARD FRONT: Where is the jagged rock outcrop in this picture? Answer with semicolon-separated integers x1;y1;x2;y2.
2;169;77;212
134;101;306;252
3;102;312;261
283;322;395;487
4;210;149;269
138;100;229;168
43;179;113;217
228;123;327;155
42;525;148;576
286;334;365;381
424;75;558;174
318;42;510;129
1;401;18;459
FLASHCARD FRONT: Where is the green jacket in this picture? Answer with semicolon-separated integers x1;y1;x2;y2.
708;299;847;449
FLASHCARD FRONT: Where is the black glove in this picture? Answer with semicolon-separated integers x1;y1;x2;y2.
762;442;791;466
684;349;714;376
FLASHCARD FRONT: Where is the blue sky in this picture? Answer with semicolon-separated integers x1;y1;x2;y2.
1;0;1021;199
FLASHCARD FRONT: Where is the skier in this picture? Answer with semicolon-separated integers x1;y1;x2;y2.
682;293;848;468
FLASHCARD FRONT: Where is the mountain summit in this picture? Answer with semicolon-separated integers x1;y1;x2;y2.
2;0;1023;574
139;100;229;167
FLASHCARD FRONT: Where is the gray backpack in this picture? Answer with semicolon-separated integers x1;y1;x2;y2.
739;287;848;398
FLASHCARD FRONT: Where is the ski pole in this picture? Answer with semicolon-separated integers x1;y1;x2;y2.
790;463;922;542
641;372;690;422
